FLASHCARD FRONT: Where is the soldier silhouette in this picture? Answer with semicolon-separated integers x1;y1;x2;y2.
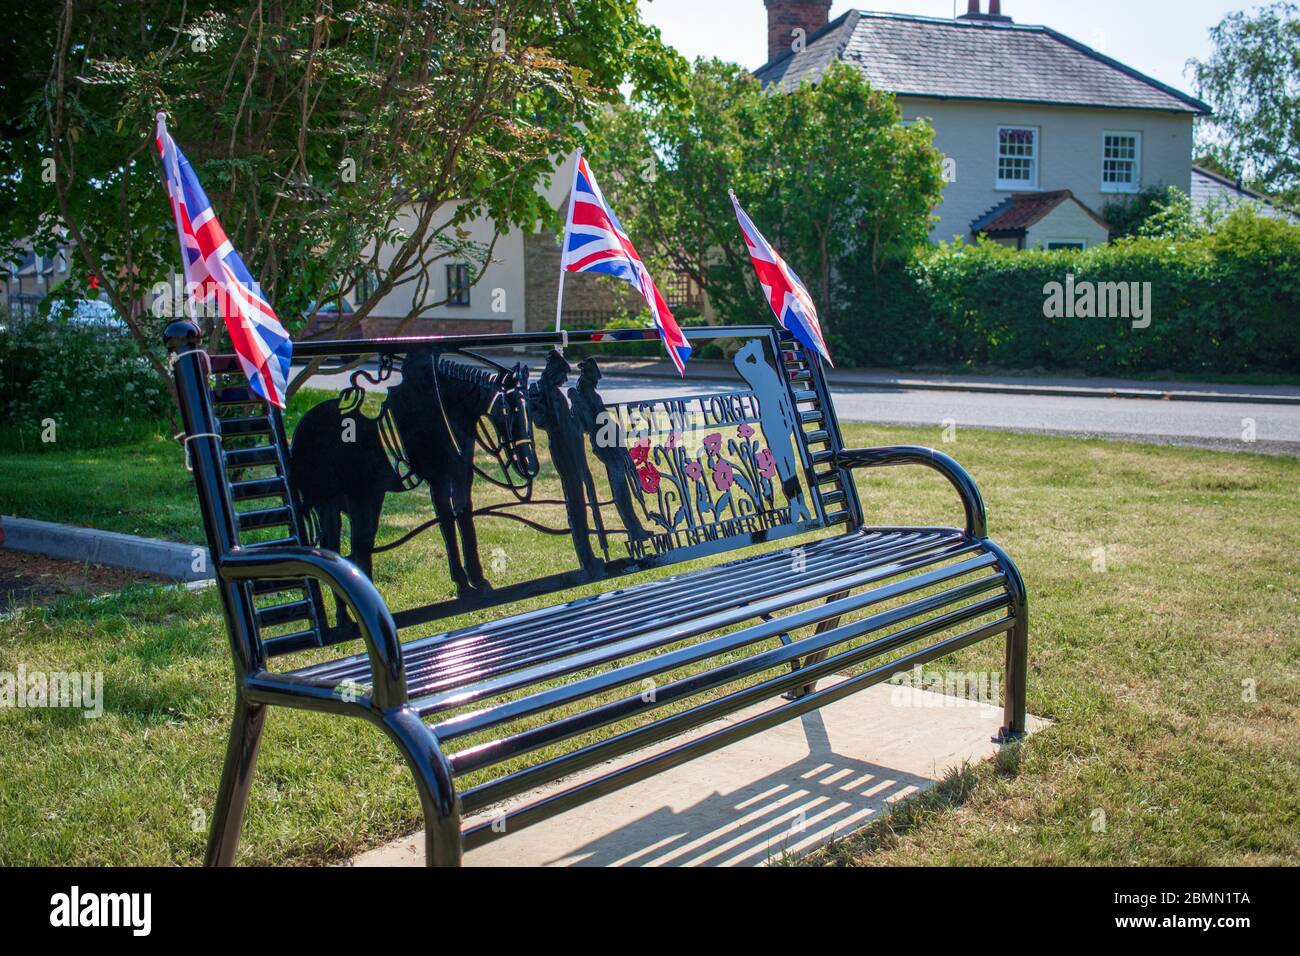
528;351;603;573
733;339;811;523
569;357;650;544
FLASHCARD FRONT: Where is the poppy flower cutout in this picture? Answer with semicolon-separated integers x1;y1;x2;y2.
630;437;651;466
713;458;735;491
638;464;661;493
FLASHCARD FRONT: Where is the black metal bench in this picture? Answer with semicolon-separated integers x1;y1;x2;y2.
165;319;1028;866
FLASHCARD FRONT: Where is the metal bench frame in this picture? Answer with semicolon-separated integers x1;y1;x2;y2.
164;319;1028;867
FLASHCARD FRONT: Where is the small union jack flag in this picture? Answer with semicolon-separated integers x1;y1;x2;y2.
730;190;832;365
155;113;293;407
559;152;691;374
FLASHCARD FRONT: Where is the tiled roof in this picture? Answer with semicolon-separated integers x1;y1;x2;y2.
970;189;1109;235
755;11;1210;115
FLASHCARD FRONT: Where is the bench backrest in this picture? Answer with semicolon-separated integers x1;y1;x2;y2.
166;322;861;663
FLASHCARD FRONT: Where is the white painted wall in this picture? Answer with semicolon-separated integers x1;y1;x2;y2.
898;97;1195;242
353;153;580;331
1025;202;1111;249
359;201;528;331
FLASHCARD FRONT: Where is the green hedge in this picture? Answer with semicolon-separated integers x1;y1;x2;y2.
832;208;1300;375
0;310;172;450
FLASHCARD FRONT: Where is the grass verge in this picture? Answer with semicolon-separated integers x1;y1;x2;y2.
0;422;1296;865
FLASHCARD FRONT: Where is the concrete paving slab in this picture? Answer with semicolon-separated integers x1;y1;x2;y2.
352;679;1048;867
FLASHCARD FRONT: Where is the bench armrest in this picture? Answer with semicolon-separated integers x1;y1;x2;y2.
219;546;408;709
834;446;988;539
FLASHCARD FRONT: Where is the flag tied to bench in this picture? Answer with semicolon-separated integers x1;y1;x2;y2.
155;113;293;407
729;190;832;365
559;153;691;374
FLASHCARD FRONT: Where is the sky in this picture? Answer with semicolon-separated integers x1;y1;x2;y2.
638;0;1257;95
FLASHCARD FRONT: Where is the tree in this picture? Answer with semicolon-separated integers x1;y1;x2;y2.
1190;2;1300;208
589;60;943;335
0;0;686;396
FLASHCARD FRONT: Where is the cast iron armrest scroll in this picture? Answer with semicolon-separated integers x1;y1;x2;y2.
218;547;407;709
834;446;988;539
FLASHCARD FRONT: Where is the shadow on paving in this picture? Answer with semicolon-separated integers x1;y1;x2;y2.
537;711;933;867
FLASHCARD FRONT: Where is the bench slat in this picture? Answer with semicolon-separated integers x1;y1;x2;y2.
393;534;922;682
211;386;262;406
255;600;315;628
219;416;274;438
263;628;322;655
409;535;971;709
236;506;294;531
457;595;1013;814
206;354;243;375
400;534;974;712
230;477;288;502
436;553;1000;749
407;531;901;668
251;579;309;596
294;530;913;684
224;445;281;469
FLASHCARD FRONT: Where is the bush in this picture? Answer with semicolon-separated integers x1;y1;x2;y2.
833;208;1300;376
0;308;172;450
1102;185;1181;239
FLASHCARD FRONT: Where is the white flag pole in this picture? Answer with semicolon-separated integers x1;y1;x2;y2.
554;148;584;346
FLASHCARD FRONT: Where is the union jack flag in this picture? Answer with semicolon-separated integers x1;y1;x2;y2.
730;191;832;365
155;113;293;407
559;153;691;374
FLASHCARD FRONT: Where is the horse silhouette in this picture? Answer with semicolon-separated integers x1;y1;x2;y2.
289;347;537;599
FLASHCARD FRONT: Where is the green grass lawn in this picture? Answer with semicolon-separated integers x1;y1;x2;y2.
1;421;1297;866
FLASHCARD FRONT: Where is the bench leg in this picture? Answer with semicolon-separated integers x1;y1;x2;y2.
205;696;267;866
998;613;1029;742
381;708;463;867
988;540;1029;743
784;591;851;699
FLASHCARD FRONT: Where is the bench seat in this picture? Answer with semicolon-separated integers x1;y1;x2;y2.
272;525;1016;841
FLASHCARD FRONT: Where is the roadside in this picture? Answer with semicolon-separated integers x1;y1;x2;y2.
301;354;1300;405
297;355;1300;456
559;356;1300;406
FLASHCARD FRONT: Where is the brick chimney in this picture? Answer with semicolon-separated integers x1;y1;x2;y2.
764;0;832;62
959;1;1012;21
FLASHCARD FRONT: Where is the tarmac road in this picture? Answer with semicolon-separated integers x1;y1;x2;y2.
591;376;1300;455
295;364;1300;455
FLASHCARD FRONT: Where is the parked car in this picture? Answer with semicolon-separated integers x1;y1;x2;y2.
47;298;127;331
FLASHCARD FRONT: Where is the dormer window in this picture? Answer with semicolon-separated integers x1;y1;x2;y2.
996;126;1038;190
